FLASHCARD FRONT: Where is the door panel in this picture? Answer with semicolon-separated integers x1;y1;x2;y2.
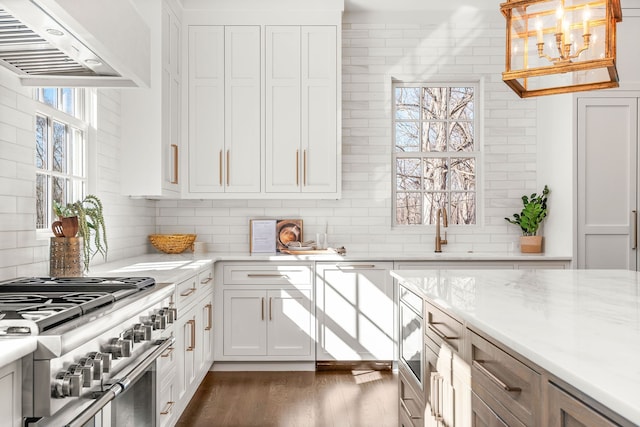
577;97;638;269
267;289;313;357
223;290;266;356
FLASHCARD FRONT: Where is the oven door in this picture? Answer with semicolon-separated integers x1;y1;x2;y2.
27;337;173;427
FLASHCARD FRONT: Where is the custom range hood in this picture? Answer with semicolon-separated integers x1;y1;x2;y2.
0;0;150;87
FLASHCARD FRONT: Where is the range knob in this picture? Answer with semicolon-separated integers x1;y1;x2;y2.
87;351;112;375
51;371;82;398
151;311;167;330
162;306;177;324
105;337;132;358
133;323;152;342
68;362;93;387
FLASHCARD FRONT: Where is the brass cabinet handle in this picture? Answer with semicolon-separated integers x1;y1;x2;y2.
473;360;521;392
200;277;212;284
205;303;212;331
219;150;223;186
226;150;230;186
269;297;272;321
160;401;175;415
180;287;197;297
261;297;265;321
160;346;174;358
633;210;637;250
186;319;196;351
427;323;457;340
303;149;307;186
247;273;289;279
400;398;422;420
337;264;376;269
171;144;178;184
296;150;299;186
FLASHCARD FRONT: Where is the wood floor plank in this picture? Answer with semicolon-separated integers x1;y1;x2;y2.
176;370;398;427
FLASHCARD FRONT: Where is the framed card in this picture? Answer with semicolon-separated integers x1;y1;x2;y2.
249;219;277;253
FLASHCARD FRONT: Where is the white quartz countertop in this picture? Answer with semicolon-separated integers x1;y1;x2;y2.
390;269;640;425
0;336;37;368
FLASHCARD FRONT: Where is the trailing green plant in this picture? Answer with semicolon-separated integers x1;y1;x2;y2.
504;185;550;236
53;195;108;272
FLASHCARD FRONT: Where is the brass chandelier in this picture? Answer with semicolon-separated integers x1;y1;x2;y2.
501;0;622;98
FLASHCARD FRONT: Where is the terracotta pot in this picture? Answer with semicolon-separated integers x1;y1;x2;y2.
61;216;79;238
520;235;543;253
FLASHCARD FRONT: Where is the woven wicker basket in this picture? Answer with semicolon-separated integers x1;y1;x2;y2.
149;234;197;254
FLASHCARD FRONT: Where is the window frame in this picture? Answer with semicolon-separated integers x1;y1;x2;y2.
392;81;482;228
35;88;89;234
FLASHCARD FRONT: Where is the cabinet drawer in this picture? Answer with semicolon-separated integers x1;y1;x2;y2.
472;392;509;427
399;369;425;427
425;300;463;354
471;332;540;427
547;383;620;427
223;264;312;286
176;274;199;309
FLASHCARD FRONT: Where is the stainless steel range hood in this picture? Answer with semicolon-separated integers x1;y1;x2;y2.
0;0;150;87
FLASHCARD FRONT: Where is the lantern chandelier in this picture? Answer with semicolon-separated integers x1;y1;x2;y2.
500;0;622;98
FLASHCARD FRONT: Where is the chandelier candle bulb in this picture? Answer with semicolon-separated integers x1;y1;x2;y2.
536;21;543;44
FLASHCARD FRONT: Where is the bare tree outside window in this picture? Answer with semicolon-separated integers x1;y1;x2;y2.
394;83;478;226
35;88;86;230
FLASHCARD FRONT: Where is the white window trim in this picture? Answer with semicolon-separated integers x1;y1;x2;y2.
391;80;484;229
35;89;95;240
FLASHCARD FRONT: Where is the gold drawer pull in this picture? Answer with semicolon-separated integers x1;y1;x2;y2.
296;150;299;186
337;264;376;269
186;319;196;351
160;401;175;415
171;144;178;184
246;273;289;279
428;323;458;340
205;303;213;331
473;360;522;392
160;347;175;358
200;277;213;284
219;150;223;186
180;287;197;297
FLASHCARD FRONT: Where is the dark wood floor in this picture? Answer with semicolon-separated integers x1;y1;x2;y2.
176;370;398;427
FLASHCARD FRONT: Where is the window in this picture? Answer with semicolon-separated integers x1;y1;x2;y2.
393;83;478;226
35;88;87;230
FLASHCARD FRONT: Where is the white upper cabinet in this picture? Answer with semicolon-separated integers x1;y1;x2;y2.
266;26;338;195
121;0;181;197
187;26;261;194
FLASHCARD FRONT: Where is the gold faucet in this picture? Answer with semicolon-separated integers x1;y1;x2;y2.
435;207;448;253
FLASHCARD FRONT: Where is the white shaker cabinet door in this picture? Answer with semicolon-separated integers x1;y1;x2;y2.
223;290;267;356
577;97;638;269
188;26;225;193
188;26;261;194
224;26;261;193
265;26;301;193
265;25;338;194
301;26;337;193
266;289;314;358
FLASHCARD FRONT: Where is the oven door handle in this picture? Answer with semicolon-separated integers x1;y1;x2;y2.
64;337;175;427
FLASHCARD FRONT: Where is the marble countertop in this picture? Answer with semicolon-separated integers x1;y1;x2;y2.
391;269;640;425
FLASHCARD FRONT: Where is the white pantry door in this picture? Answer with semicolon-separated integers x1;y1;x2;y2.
576;97;638;269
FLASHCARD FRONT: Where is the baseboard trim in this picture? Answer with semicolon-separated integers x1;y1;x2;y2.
212;361;316;371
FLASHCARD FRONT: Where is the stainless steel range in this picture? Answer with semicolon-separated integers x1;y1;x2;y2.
0;276;176;427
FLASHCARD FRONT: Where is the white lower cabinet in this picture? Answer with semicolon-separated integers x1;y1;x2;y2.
0;360;21;427
173;264;215;421
223;288;313;358
216;262;315;362
316;262;394;361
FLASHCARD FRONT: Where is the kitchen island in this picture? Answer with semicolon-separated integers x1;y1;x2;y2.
392;269;640;426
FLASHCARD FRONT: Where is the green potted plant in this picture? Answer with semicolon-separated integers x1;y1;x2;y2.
53;194;108;272
504;185;549;253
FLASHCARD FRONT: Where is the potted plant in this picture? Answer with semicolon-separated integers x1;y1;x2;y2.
53;194;108;272
504;185;549;253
